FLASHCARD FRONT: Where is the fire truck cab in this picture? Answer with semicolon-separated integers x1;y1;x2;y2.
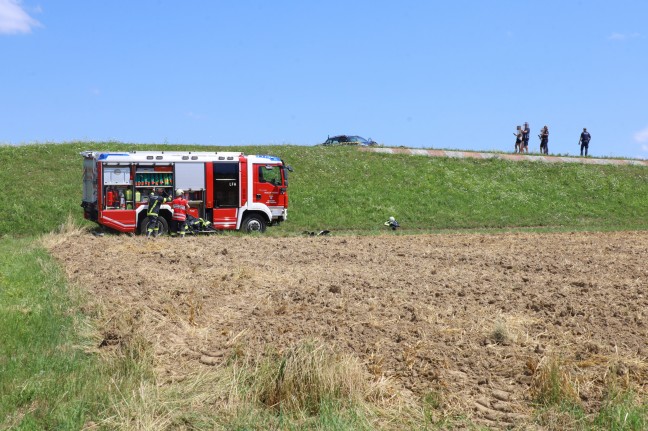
81;150;291;235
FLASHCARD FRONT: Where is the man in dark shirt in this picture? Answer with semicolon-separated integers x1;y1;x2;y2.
522;122;530;153
579;128;591;156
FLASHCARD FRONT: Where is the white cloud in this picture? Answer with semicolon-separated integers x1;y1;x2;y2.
634;127;648;144
0;0;41;34
609;32;641;41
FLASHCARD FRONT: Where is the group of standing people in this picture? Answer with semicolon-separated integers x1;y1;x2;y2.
514;122;528;154
513;122;549;155
513;123;591;156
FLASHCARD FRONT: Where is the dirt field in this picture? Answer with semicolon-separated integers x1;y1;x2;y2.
49;231;648;427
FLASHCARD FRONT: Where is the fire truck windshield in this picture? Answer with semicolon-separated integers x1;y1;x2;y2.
259;165;282;185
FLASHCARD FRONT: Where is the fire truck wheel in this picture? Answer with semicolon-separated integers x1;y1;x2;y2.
139;216;169;236
241;214;267;233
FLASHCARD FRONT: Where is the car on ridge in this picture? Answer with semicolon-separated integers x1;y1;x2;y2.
321;135;378;146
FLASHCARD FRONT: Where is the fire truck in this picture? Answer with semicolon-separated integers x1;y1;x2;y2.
81;150;291;235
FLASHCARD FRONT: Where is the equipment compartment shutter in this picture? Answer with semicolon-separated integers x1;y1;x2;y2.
175;163;205;190
103;167;130;185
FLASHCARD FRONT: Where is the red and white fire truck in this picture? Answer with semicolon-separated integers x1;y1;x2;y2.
81;150;291;235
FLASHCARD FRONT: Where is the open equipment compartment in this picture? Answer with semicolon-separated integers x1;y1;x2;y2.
174;162;206;218
134;164;174;207
102;165;132;210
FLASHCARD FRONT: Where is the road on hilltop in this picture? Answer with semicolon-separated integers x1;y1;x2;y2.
361;146;648;166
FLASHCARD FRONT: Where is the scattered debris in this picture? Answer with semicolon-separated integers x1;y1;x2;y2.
302;230;331;236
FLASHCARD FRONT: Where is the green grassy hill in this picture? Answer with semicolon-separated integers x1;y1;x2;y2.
1;142;647;236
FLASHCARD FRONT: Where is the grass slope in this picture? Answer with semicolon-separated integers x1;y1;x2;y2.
1;142;648;236
0;236;151;429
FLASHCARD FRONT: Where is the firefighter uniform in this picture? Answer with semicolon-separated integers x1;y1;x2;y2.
147;190;170;237
171;194;190;238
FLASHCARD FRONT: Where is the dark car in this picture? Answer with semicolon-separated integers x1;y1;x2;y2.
322;135;377;146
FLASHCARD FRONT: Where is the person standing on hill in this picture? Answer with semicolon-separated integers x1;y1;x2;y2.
513;125;523;153
522;122;530;153
171;189;190;238
579;128;591;156
539;125;549;154
146;188;170;238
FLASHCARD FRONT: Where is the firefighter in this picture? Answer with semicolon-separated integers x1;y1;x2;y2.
146;188;170;238
384;216;400;230
171;189;190;238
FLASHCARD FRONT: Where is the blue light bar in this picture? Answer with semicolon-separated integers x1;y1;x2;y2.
254;155;281;162
97;153;130;160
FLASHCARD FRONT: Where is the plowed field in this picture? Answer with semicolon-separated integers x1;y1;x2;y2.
49;231;648;428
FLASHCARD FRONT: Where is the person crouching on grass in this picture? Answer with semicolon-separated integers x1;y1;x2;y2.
171;189;190;238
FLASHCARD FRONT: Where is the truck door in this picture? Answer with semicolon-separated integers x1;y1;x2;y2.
212;162;239;229
253;164;283;207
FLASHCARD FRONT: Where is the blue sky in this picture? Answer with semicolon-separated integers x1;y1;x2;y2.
1;1;647;158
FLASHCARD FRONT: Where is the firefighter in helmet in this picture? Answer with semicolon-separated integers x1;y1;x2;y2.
171;189;190;238
146;188;170;238
384;216;400;230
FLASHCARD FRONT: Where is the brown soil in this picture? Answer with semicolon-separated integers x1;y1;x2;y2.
49;231;648;428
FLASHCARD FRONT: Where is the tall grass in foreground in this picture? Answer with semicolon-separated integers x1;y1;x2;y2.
0;235;97;428
162;343;389;430
0;228;162;430
594;389;648;430
531;357;648;430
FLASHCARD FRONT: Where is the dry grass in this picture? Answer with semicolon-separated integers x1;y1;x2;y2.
490;319;510;345
251;342;367;413
41;213;88;249
531;356;580;407
85;324;423;430
98;380;174;431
